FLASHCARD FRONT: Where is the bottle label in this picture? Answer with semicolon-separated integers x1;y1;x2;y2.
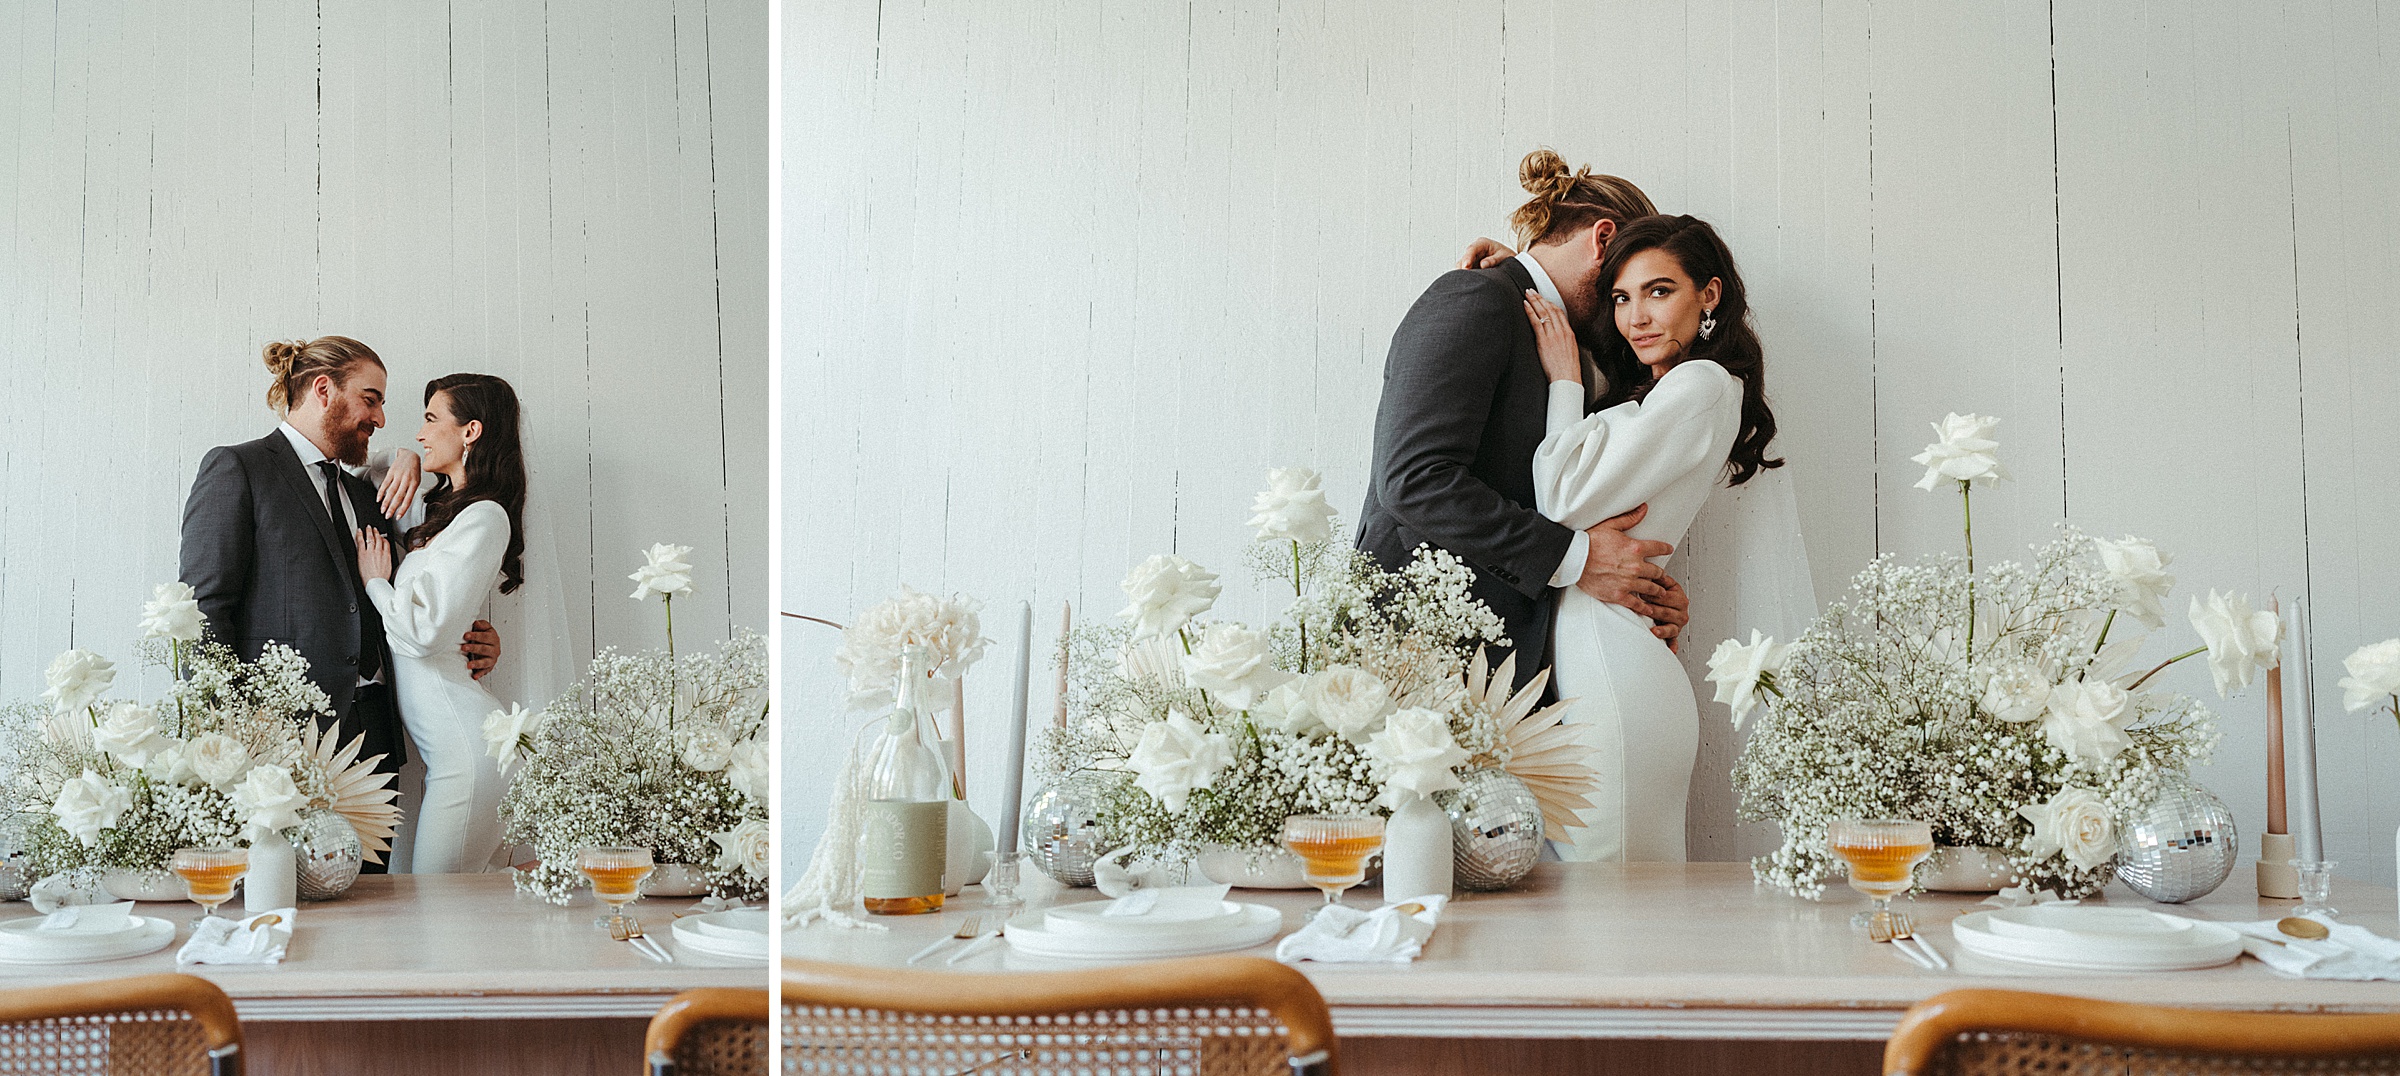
860;799;948;899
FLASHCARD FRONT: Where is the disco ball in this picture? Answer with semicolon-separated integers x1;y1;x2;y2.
2114;776;2238;904
1437;767;1544;891
292;810;365;901
1021;773;1111;887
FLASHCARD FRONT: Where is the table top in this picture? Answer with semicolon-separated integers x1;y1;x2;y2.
784;862;2400;1041
0;874;765;1021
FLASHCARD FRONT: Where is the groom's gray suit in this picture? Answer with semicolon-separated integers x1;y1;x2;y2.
179;432;408;775
1357;258;1572;693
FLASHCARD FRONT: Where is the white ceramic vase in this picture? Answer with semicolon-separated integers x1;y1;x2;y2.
1195;845;1311;889
1382;792;1455;903
245;829;298;912
647;863;713;897
1921;845;2014;893
944;799;994;896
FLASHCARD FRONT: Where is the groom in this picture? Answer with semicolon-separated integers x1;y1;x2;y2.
1357;163;1686;691
179;337;500;871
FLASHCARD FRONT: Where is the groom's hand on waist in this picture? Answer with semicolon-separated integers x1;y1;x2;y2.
461;619;503;680
1574;506;1687;643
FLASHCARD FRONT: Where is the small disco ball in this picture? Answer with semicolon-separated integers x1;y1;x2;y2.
2114;776;2239;904
1021;774;1110;887
292;810;365;901
1437;767;1544;891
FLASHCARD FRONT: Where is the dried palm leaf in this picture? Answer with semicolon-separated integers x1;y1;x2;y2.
1466;648;1600;846
300;722;402;865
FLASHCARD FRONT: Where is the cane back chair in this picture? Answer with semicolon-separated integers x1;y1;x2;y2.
1887;988;2400;1075
647;987;770;1076
0;972;243;1076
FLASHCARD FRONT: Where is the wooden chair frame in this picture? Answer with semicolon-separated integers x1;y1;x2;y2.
0;972;243;1076
646;987;770;1076
1888;988;2400;1075
783;954;1340;1076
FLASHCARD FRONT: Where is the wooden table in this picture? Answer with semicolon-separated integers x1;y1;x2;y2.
785;862;2400;1076
0;874;765;1076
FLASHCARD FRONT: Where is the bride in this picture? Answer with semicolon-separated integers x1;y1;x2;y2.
1487;215;1785;862
353;374;527;873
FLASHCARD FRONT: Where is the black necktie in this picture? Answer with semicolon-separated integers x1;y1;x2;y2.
316;460;384;682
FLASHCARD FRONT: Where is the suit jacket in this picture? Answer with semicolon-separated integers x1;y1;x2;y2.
1356;259;1575;692
179;432;406;765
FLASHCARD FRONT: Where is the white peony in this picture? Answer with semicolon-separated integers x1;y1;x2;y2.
711;817;773;882
92;703;171;769
142;740;196;786
41;649;115;716
1704;631;1788;727
726;739;770;800
50;770;132;846
2019;786;2118;869
2091;537;2176;630
139;581;206;642
1128;711;1234;813
186;733;253;787
2187;589;2280;697
1910;413;2008;491
1365;707;1470;800
1247;467;1336;544
1179;623;1294;711
1117;555;1221;639
1303;665;1396;743
2040;680;2135;767
1978;662;2052;724
833;587;989;710
482;703;542;763
230;765;308;834
1251;678;1325;736
2340;639;2400;714
628;542;696;601
679;725;735;772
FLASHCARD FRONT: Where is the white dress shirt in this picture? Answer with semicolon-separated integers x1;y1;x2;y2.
1514;252;1592;589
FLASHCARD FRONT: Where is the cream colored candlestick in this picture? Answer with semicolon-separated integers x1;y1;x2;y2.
1054;601;1072;728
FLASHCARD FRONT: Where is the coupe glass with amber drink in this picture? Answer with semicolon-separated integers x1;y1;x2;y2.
1826;819;1934;932
170;847;249;920
1280;814;1385;916
576;846;655;931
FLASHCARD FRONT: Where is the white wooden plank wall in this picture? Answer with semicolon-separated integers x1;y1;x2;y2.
788;0;2400;888
0;1;768;720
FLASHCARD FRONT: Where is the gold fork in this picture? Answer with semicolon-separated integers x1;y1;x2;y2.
908;916;982;965
609;917;669;963
1886;911;1948;969
1868;912;1936;970
622;917;673;963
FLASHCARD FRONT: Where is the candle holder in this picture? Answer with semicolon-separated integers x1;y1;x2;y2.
2295;860;2338;919
983;853;1026;911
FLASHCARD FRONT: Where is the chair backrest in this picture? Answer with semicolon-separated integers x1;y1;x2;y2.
0;972;243;1076
782;954;1339;1076
646;987;769;1076
1887;988;2400;1075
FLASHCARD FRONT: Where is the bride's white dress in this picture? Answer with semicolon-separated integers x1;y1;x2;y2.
1533;359;1743;862
365;499;512;873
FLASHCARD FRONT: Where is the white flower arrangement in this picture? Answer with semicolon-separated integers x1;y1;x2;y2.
1720;417;2242;899
832;587;990;711
2341;639;2400;727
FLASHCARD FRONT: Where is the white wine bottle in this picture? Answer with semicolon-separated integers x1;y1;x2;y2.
860;646;949;914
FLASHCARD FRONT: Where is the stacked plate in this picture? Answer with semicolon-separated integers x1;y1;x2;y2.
670;908;769;962
1002;899;1283;962
1951;905;2244;971
0;914;177;965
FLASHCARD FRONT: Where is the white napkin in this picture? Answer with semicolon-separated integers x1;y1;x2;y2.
1275;896;1448;964
1101;884;1231;918
27;873;108;914
36;902;134;933
176;908;295;966
1978;885;2080;909
2233;915;2400;980
683;894;749;916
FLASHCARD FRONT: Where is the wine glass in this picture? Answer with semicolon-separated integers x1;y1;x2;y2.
1279;815;1385;916
170;846;249;920
1826;819;1934;933
576;846;655;931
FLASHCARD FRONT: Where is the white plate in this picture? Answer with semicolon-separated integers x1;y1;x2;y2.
682;908;770;941
1952;910;2242;971
1004;903;1283;962
0;913;144;941
0;917;176;964
671;917;767;961
1043;899;1248;938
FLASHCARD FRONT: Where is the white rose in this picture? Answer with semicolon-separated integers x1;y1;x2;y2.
482;703;542;763
1179;623;1294;710
1910;412;2008;491
2019;786;2118;869
628;542;696;601
679;726;735;772
1704;630;1788;727
50;769;132;846
2039;680;2135;767
1978;662;2051;724
711;817;773;882
1303;665;1395;742
92;703;170;769
2187;589;2280;697
186;733;252;787
1117;555;1221;639
142;740;196;786
230;765;307;834
139;581;206;642
1247;467;1336;545
41;649;115;715
832;587;989;710
1252;678;1325;736
1128;711;1234;814
2092;537;2175;630
726;739;770;800
1365;707;1470;800
2340;639;2400;714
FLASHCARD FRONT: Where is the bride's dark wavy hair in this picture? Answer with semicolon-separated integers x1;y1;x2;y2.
1590;214;1784;487
404;373;527;594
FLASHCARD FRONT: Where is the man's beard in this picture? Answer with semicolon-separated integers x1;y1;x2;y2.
323;397;373;466
1564;260;1610;347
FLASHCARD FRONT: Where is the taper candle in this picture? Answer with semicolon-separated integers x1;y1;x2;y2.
1054;601;1073;727
998;602;1032;859
2287;599;2325;864
2266;596;2287;836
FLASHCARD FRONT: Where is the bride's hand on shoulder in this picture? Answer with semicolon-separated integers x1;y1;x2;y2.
354;528;394;583
377;449;422;520
1522;291;1582;385
1459;237;1516;270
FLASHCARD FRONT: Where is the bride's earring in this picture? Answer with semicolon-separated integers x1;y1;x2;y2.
1699;308;1718;341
